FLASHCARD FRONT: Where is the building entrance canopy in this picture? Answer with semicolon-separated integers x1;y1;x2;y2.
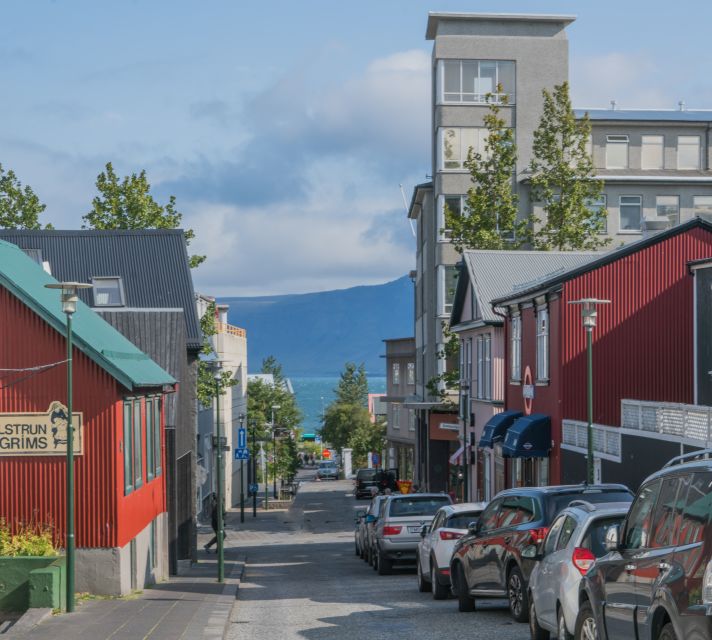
479;411;522;448
502;414;551;458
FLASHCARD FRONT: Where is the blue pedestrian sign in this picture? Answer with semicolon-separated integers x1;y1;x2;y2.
315;435;322;444
234;448;250;460
238;427;247;450
249;483;258;495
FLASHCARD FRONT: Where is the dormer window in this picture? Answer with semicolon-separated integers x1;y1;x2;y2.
92;277;125;306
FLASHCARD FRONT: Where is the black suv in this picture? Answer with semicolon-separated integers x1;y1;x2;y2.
449;484;633;622
354;468;398;499
576;451;712;640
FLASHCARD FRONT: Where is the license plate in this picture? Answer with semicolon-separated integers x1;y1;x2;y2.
408;526;421;533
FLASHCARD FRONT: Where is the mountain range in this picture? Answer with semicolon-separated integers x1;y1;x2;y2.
220;275;414;376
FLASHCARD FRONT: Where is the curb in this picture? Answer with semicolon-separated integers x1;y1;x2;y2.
219;557;245;640
4;608;52;637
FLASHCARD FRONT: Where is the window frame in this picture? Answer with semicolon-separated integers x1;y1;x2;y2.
641;135;664;170
91;276;126;307
133;398;143;490
406;362;415;386
586;194;608;235
476;334;492;400
677;135;701;170
146;397;154;481
438;127;489;172
439;194;466;241
439;265;458;316
392;362;400;386
511;314;522;382
605;135;629;170
619;195;643;233
123;400;134;495
655;195;680;227
536;306;549;383
693;196;712;221
622;478;662;550
153;397;162;477
438;59;516;105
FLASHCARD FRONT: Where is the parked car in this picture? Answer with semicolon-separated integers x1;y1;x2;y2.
316;461;339;480
361;494;388;564
450;484;634;622
417;502;487;599
575;450;712;640
372;493;453;575
354;468;379;498
526;500;631;640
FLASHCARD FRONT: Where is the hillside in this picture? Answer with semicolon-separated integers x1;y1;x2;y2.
219;276;413;376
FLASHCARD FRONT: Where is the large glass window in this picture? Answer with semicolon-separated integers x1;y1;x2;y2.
123;401;133;495
694;196;712;222
606;135;629;169
619;195;642;231
511;314;522;381
641;135;664;170
536;307;549;382
440;127;489;170
656;196;679;226
440;59;515;104
92;277;125;307
678;135;701;170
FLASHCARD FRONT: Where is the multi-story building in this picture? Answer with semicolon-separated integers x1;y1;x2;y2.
410;11;712;493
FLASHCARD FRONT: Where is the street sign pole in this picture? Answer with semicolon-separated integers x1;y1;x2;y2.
251;422;257;518
238;426;246;523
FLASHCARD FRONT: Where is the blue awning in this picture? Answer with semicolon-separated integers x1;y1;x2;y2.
502;414;551;458
479;411;523;448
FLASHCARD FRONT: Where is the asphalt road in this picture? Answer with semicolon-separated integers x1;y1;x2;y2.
227;471;531;640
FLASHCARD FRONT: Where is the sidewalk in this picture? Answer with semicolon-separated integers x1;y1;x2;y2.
11;554;244;640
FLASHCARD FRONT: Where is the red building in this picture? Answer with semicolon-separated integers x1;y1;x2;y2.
491;219;712;490
0;241;175;595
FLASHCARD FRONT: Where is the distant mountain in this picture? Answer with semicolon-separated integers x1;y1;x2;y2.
219;276;413;376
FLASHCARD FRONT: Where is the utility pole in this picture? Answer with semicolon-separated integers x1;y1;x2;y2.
250;420;257;517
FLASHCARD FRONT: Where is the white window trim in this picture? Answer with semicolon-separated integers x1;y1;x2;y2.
437;59;516;105
476;335;492;401
438;194;466;242
536;306;549;383
92;276;126;307
677;135;701;170
511;314;522;382
438;127;488;172
618;194;643;234
641;135;664;171
605;135;629;170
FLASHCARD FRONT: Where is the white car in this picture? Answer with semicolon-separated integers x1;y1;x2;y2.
416;502;487;599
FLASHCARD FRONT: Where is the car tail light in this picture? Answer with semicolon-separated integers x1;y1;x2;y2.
439;530;464;541
572;547;597;575
382;526;403;536
703;558;712;604
529;527;549;545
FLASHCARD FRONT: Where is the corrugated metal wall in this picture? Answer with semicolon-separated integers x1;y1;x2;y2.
562;226;712;427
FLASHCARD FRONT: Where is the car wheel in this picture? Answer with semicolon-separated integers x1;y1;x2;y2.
454;564;476;612
557;606;573;640
528;596;550;640
574;601;599;640
658;623;677;640
417;558;431;593
431;561;449;600
377;549;392;575
507;566;529;623
372;548;378;571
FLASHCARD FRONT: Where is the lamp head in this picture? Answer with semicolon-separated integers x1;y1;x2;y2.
568;298;611;329
44;282;93;315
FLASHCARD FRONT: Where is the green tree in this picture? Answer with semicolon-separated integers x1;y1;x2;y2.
321;402;366;453
528;82;609;250
426;322;460;407
261;356;284;383
445;91;526;252
196;301;236;406
348;416;386;469
334;362;369;406
0;163;52;229
83;162;205;267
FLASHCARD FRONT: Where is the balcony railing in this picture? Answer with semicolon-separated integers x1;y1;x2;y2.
562;420;622;461
215;322;247;338
621;399;712;445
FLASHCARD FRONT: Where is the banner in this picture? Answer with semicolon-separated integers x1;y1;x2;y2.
0;402;83;456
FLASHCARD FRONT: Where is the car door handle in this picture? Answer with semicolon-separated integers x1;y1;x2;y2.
659;561;672;572
625;564;636;572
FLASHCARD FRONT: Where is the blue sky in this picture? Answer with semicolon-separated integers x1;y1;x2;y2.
2;1;711;295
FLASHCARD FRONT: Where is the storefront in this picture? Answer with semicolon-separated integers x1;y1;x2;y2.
478;411;521;500
502;414;551;488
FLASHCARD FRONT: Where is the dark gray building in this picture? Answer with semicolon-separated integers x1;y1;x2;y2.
0;229;201;573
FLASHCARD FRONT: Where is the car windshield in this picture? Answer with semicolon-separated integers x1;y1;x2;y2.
357;469;377;480
319;462;336;469
389;497;451;517
582;516;625;557
446;512;482;529
547;491;633;522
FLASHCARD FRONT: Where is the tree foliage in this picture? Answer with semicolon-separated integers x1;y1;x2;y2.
334;362;369;406
528;82;609;251
445;91;526;252
83;162;205;267
0;163;52;230
349;416;386;469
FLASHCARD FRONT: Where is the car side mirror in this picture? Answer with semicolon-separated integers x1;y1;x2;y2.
467;521;480;535
522;544;543;561
420;524;428;538
605;524;620;552
365;514;376;524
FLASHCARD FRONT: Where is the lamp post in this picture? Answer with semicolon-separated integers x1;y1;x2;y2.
44;282;92;613
208;360;227;583
238;413;245;524
271;404;281;499
250;419;257;517
568;298;610;484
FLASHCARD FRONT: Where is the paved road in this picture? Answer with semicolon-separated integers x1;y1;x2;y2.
227;471;530;640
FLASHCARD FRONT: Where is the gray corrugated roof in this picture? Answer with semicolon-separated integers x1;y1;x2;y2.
575;108;712;123
0;229;201;350
453;251;599;325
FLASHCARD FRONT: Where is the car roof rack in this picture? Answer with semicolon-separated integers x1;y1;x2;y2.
567;499;597;512
663;448;712;469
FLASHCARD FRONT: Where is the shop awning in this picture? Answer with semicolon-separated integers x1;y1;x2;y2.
479;411;522;448
502;414;551;458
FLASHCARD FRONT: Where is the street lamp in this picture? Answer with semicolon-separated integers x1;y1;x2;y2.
238;413;245;524
249;419;258;517
44;281;92;613
568;298;610;484
207;359;227;583
271;405;281;499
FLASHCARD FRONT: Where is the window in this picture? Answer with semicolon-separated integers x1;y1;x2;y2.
511;314;522;381
544;515;566;556
133;399;143;489
392;363;400;386
619;195;642;232
623;479;661;549
123;401;133;495
586;195;608;234
439;59;515;104
408;410;415;432
606;135;629;169
439;195;465;239
677;472;712;546
153;397;162;477
466;338;472;386
641;135;664;170
406;362;415;386
649;476;681;548
694;196;712;222
92;277;125;306
582;516;626;558
440;265;458;316
146;398;154;481
656;196;679;226
476;335;491;400
556;516;578;551
478;498;503;533
439;127;489;170
497;496;537;527
392;404;400;429
536;307;549;382
678;135;701;170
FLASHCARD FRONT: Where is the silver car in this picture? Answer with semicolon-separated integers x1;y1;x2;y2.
360;494;388;564
372;493;452;575
527;500;631;640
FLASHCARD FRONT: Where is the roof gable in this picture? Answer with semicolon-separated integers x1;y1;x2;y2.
0;240;175;390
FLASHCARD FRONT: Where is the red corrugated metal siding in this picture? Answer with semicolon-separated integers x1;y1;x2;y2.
562;227;712;427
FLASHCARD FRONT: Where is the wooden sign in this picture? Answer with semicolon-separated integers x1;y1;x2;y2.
0;402;83;456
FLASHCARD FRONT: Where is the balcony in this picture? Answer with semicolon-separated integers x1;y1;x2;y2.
621;399;712;445
215;322;247;339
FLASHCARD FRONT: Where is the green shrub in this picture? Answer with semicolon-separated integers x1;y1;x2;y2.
0;519;58;557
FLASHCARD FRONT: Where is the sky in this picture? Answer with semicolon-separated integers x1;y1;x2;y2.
2;1;712;296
